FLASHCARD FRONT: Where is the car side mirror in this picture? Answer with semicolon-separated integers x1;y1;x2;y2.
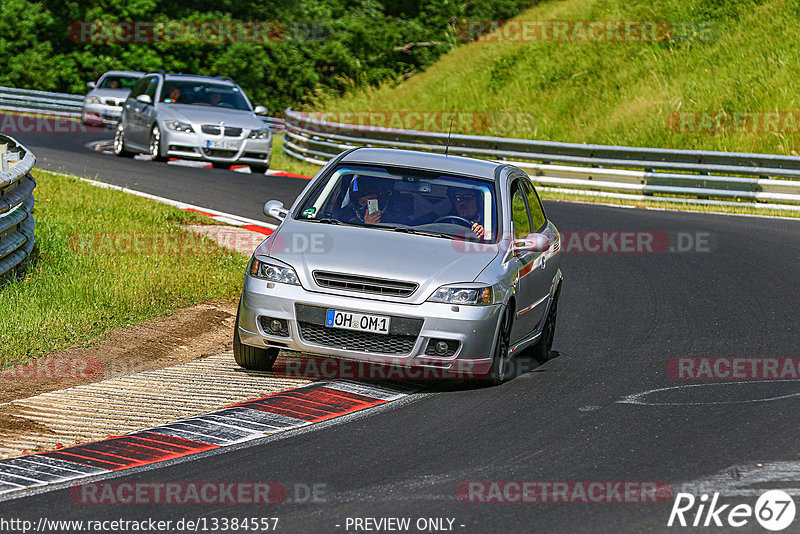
512;232;550;254
264;200;288;221
87;81;96;89
136;94;152;105
254;105;268;115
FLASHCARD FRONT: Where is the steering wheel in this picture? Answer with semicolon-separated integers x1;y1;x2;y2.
433;215;474;228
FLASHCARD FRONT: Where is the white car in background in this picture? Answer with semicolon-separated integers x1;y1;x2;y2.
83;70;144;127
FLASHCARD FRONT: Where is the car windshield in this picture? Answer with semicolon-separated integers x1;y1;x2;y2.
297;164;498;242
97;75;140;89
159;80;250;110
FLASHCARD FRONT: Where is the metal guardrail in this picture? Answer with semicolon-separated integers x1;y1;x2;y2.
282;109;800;211
0;85;286;131
0;134;36;279
0;86;84;118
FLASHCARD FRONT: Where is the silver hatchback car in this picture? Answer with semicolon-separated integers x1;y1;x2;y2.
113;72;272;173
235;148;562;384
82;70;144;127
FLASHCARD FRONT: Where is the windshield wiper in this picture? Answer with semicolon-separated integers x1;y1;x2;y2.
307;217;341;225
390;226;452;239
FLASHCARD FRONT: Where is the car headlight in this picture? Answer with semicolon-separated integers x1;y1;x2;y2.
427;285;495;305
165;120;194;133
249;257;299;285
85;96;101;105
248;127;270;140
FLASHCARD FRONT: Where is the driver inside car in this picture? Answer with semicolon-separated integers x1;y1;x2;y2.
450;188;485;238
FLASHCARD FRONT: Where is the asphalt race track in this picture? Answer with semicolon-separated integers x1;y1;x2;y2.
5;126;800;532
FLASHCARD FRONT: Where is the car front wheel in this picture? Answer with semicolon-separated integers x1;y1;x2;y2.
233;305;279;371
481;307;512;386
113;124;134;157
149;125;167;162
249;164;269;174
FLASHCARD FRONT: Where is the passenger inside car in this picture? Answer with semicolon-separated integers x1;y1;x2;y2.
335;177;394;225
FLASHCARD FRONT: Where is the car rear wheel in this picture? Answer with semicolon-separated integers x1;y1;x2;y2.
113;124;134;157
528;284;560;363
233;305;279;371
249;164;269;174
482;308;512;386
149;125;167;162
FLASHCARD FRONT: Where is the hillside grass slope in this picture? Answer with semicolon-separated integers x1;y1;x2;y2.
320;0;800;155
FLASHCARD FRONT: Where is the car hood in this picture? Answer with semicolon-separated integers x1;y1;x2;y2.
87;88;131;99
156;104;264;129
258;219;499;303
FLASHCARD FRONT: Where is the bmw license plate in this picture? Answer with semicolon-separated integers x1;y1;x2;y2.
325;309;390;335
205;140;239;150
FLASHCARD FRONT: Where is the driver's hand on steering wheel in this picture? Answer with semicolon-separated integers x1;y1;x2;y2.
472;222;485;238
365;210;382;224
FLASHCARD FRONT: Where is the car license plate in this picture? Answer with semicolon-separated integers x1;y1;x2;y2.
325;309;391;335
205;140;239;150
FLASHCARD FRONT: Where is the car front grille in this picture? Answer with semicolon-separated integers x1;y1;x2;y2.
313;271;418;298
298;322;416;355
104;99;121;107
201;125;243;137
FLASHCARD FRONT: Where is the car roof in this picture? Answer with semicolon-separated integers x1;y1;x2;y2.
339;147;504;179
160;73;236;85
101;70;145;77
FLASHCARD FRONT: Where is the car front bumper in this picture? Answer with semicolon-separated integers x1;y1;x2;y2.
82;104;121;127
161;128;271;165
238;274;504;378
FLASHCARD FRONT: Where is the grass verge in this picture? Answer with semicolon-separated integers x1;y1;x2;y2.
0;170;248;368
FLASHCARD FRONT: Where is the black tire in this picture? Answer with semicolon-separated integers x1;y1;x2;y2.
249;164;269;174
528;284;560;363
211;162;230;169
233;306;279;371
481;308;512;386
149;125;167;162
113;124;135;157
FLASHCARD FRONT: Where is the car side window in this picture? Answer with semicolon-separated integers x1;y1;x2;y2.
523;179;546;231
128;78;149;99
144;77;158;100
510;181;532;241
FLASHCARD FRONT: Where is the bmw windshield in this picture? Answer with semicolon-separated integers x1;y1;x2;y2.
296;164;499;242
159;80;251;111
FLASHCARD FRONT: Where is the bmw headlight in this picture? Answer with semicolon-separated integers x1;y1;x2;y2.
249;257;299;285
85;96;101;105
248;127;270;140
165;120;194;133
427;285;495;305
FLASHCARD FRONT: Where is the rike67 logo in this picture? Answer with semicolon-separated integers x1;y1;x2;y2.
668;490;796;531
